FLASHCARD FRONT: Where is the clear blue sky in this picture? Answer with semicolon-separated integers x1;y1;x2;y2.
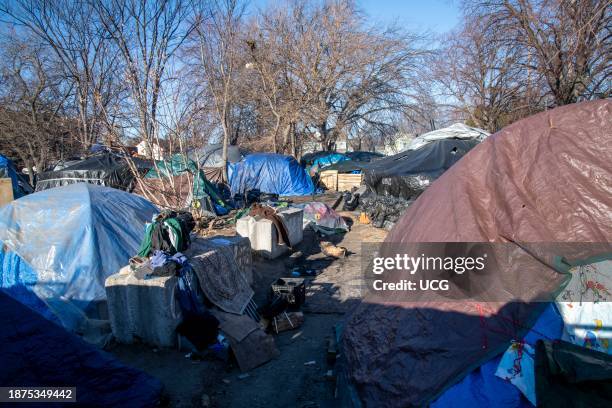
251;0;461;34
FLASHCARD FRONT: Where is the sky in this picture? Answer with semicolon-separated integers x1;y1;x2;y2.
251;0;461;35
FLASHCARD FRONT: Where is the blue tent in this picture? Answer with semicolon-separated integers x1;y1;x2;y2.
0;183;157;330
0;290;162;406
228;153;315;196
0;154;31;199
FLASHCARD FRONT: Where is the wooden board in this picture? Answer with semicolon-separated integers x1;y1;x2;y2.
319;170;338;191
337;173;363;191
0;178;14;207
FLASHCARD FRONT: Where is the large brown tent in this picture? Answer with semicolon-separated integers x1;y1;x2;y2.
342;100;612;406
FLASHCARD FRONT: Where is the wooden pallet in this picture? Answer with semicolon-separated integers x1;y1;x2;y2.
337;173;363;191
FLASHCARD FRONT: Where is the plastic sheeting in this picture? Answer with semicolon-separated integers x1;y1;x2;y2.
229;153;315;196
363;139;479;199
35;153;151;192
345;151;384;162
309;153;349;175
139;154;228;213
0;154;32;198
299;202;349;235
190;143;243;167
432;304;564;408
407;123;489;151
0;183;158;330
342;100;612;407
0;291;163;406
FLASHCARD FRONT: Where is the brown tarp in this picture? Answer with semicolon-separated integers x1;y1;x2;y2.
133;173;193;209
343;100;612;406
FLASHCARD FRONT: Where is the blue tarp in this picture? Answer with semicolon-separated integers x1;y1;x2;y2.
0;183;157;330
0;154;30;199
0;290;162;406
228;153;315;196
309;153;349;174
432;304;564;408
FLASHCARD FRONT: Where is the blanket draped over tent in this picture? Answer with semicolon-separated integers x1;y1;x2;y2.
342;100;612;407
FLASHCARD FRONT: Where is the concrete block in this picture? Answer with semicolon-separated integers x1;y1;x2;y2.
237;216;287;259
277;207;304;246
186;235;253;286
105;266;182;348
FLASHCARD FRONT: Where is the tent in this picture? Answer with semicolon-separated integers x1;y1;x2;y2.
0;183;158;330
0;290;162;406
0;154;32;199
363;138;479;199
35;152;151;192
407;123;489;151
189;143;244;183
342;100;612;407
229;153;315;196
136;154;229;214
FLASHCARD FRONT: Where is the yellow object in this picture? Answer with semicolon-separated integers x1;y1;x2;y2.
359;212;371;224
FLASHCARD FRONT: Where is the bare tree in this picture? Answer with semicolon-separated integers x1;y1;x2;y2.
467;0;611;106
190;0;247;180
0;35;77;181
433;15;546;132
0;0;126;150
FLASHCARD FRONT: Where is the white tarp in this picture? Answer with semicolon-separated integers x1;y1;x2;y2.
408;123;489;151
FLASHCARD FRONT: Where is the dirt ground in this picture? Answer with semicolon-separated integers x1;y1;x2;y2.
110;197;387;408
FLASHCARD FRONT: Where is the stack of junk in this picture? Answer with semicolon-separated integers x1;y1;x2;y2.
336;124;490;229
0;179;315;400
338;99;612;407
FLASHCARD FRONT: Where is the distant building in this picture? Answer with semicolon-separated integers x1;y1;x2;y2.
301;140;322;155
136;140;165;160
384;132;415;155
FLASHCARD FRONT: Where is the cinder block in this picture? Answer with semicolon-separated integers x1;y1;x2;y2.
277;207;304;246
186;235;253;286
105;266;182;348
237;216;287;259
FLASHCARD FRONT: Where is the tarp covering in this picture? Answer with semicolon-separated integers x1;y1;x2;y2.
309;153;349;175
342;100;612;407
432;303;564;408
534;339;612;406
363;139;479;199
345;151;384;162
138;154;228;213
190;143;243;167
0;291;162;406
35;152;151;192
0;183;158;330
408;123;489;151
228;153;315;196
0;154;32;198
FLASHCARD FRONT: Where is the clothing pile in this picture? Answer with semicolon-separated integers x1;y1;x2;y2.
137;210;196;257
131;211;221;350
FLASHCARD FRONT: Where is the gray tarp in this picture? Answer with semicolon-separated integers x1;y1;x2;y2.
342;100;612;407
